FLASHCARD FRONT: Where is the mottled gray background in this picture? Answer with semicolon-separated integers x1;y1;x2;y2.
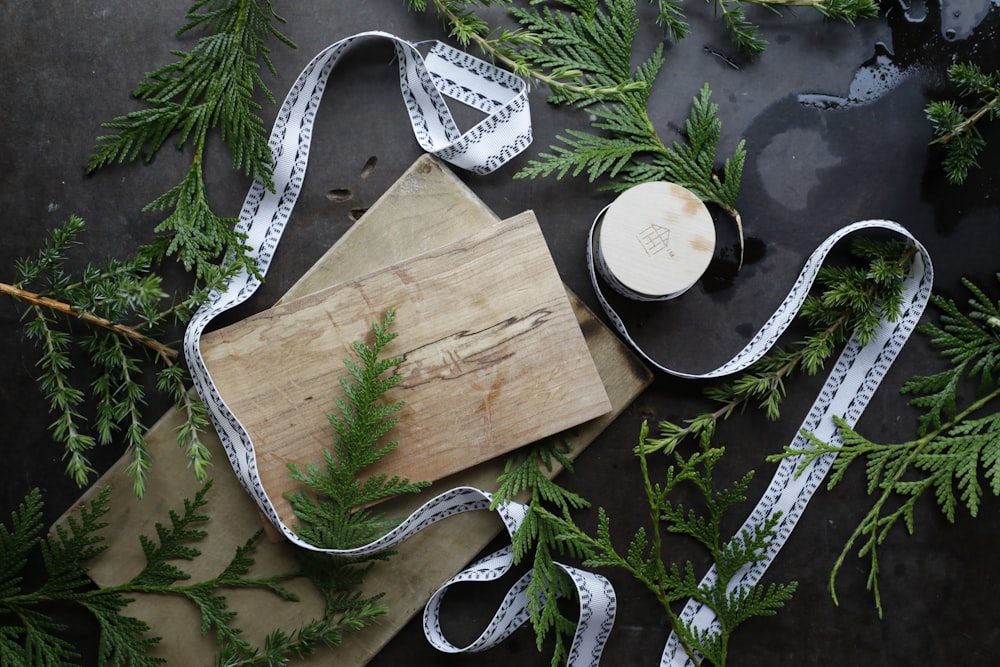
2;1;999;664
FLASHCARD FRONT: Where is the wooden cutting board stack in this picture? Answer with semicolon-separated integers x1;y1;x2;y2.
57;154;652;664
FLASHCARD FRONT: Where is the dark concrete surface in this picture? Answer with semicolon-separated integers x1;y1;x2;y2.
2;1;999;665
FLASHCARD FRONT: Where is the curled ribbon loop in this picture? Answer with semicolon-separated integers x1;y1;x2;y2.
588;216;933;666
424;498;616;666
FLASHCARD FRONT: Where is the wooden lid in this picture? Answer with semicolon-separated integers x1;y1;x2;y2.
598;182;715;298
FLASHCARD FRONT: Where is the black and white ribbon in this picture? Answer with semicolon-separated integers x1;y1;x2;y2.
183;31;615;665
588;216;934;666
182;29;934;666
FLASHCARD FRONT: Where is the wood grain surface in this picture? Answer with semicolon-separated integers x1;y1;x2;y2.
598;181;715;298
54;155;652;665
200;211;611;531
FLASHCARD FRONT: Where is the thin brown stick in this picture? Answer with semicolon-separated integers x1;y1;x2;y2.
1;282;178;358
931;93;1000;145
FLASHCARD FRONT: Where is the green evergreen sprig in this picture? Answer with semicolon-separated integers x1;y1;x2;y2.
88;0;295;281
770;274;1000;616
213;606;386;667
418;0;878;67
412;0;651;99
488;426;796;667
412;1;747;240
490;438;590;665
3;217;211;496
285;310;431;550
1;315;446;665
280;310;434;660
4;1;294;494
669;0;878;55
536;422;796;667
507;0;657;105
0;480;383;667
927;62;1000;185
418;0;746;223
488;238;913;665
413;0;881;237
641;238;917;457
543;81;743;210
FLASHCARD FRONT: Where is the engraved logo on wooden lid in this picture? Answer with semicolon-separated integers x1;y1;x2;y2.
597;181;715;299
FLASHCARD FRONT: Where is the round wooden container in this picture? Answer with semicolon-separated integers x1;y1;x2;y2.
596;181;715;300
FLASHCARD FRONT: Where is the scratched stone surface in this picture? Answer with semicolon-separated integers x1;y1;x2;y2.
2;2;1000;666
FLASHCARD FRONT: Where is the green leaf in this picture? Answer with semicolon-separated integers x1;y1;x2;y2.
1;487;126;666
89;0;293;187
286;310;430;550
78;594;162;667
0;478;389;665
0;490;46;600
926;62;1000;184
774;275;1000;615
492;435;589;663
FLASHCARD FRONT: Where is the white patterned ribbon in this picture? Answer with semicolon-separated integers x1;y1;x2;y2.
182;28;933;666
588;216;933;665
423;498;616;665
182;31;616;666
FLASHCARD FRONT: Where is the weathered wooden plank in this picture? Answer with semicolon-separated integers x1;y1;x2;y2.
199;211;612;530
56;155;652;665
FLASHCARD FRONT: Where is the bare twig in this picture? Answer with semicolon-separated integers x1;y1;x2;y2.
1;281;178;359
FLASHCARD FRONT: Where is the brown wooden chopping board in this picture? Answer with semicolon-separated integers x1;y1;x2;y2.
199;210;611;532
55;154;652;665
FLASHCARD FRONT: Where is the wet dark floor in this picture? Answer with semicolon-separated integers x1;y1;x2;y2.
2;1;999;665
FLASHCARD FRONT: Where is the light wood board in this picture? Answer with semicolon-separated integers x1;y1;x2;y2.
55;155;652;665
200;211;611;530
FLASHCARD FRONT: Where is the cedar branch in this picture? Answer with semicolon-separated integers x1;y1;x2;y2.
930;92;1000;145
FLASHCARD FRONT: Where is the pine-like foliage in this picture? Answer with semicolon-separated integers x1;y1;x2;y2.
772;275;1000;616
88;0;295;281
417;0;878;61
0;480;382;666
285;310;431;549
412;1;747;240
509;1;746;219
507;0;657;106
642;238;916;456
491;438;590;665
491;238;913;665
3;217;210;496
661;0;878;55
0;488;113;666
413;0;880;230
536;422;796;667
926;62;1000;185
4;1;294;494
281;311;432;652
